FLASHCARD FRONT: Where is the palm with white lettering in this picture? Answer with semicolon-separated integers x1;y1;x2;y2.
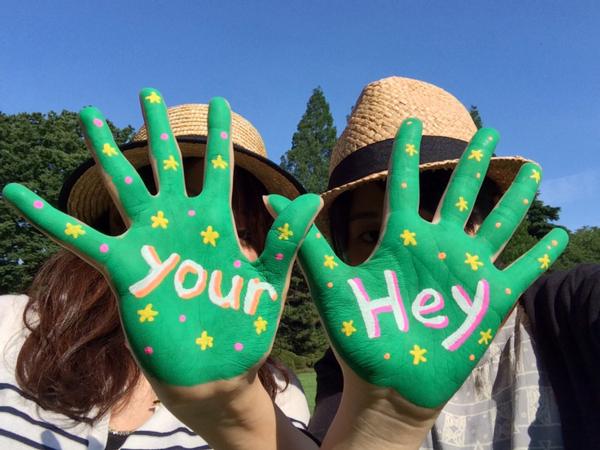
268;119;568;408
3;90;321;386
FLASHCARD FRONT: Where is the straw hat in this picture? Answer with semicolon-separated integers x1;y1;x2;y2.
59;103;304;227
322;76;531;216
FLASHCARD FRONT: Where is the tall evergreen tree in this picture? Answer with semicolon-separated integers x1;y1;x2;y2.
275;87;336;362
469;105;483;129
0;111;133;294
280;87;337;193
526;193;563;239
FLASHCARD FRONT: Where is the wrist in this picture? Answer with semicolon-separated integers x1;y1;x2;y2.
321;367;439;450
151;373;279;450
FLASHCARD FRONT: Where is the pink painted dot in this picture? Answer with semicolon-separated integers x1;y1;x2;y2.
179;314;187;323
33;200;44;209
234;342;244;351
93;118;103;127
220;131;228;140
160;133;169;140
144;346;154;355
188;209;196;217
275;253;284;261
233;260;242;268
124;176;133;185
99;243;109;253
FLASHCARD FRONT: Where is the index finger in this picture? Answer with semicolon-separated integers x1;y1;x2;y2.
199;97;234;204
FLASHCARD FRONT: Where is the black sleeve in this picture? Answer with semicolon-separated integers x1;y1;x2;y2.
520;264;600;450
308;348;343;442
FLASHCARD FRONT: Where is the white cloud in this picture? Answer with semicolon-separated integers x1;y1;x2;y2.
540;168;600;205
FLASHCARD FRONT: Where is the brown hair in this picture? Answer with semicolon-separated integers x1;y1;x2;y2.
16;163;289;424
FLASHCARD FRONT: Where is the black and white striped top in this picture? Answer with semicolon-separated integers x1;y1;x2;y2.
0;295;311;449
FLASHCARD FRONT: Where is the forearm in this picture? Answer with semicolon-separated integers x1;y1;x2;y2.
152;375;318;450
321;374;439;450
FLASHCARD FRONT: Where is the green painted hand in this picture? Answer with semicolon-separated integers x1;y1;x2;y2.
3;89;322;386
268;118;568;409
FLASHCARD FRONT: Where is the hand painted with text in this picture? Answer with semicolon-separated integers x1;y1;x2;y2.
3;90;321;387
268;119;568;409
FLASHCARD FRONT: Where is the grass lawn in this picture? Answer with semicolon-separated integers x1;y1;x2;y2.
297;369;316;414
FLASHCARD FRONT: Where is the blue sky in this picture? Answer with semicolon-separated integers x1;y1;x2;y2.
2;0;599;230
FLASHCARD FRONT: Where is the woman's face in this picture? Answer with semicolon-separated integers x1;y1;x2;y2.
108;158;260;261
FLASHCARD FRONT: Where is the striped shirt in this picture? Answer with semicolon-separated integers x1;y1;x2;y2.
0;295;311;449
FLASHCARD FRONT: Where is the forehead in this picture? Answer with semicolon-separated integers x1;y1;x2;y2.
349;183;385;221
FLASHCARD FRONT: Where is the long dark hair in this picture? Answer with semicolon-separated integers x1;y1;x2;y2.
16;164;289;424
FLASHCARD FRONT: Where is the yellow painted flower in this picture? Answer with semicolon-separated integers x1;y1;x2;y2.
151;211;169;229
478;328;493;345
163;155;179;171
465;252;484;271
409;344;427;365
102;143;118;157
405;143;418;157
538;254;551;270
323;255;338;270
341;320;356;337
530;169;541;184
254;316;268;335
455;196;469;212
145;91;162;104
211;154;228;169
137;304;159;323
277;223;294;240
64;223;86;239
195;331;214;350
200;225;220;247
400;229;417;246
468;149;483;162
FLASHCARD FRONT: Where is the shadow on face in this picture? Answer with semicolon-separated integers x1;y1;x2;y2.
100;157;272;261
329;169;502;266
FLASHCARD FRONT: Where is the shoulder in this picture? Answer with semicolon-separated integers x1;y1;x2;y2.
273;366;311;429
0;294;30;344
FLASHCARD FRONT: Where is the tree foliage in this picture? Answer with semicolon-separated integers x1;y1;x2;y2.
280;87;336;193
0;110;133;294
554;227;600;270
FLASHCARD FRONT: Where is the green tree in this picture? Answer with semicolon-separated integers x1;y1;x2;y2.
554;226;600;270
469;105;483;129
274;264;328;365
0;110;133;294
275;87;335;363
280;87;337;193
526;193;563;239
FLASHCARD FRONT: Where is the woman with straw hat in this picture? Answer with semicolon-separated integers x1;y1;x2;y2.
270;76;597;449
1;91;323;449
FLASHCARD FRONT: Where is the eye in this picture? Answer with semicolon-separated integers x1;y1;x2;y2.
358;229;379;244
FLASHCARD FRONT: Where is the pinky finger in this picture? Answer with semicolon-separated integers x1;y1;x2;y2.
3;183;114;266
502;227;569;295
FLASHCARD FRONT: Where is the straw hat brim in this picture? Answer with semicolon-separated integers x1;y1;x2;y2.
317;155;532;231
59;138;305;227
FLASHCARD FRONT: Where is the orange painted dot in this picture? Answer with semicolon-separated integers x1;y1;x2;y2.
327;282;334;288
476;172;481;179
523;198;529;205
438;252;447;260
315;233;322;239
551;240;558;247
401;182;408;189
469;354;475;361
505;288;512;295
384;353;391;360
495;222;502;228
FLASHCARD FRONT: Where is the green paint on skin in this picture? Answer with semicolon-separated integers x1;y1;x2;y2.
3;93;322;386
268;118;569;409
